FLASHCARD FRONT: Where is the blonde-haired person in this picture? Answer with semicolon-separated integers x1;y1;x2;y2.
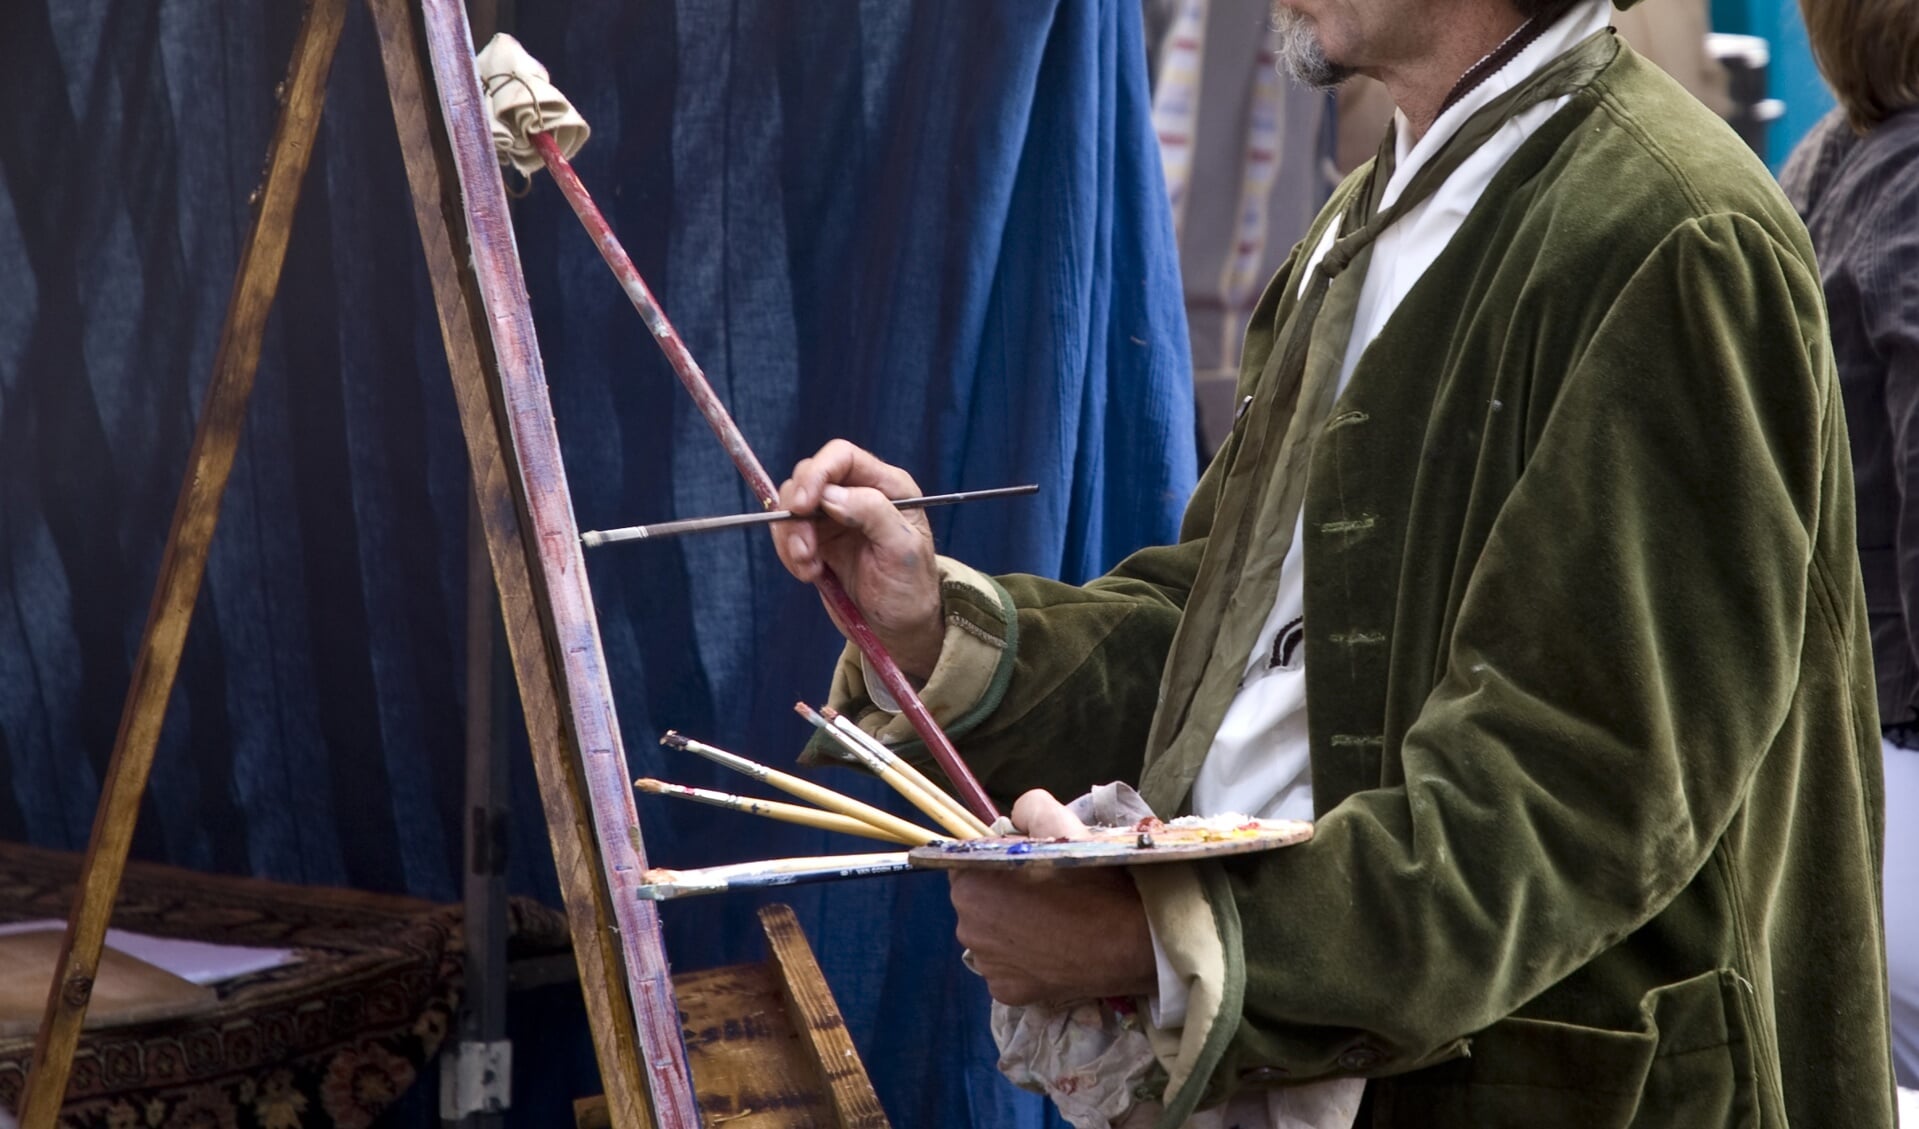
1779;0;1919;1091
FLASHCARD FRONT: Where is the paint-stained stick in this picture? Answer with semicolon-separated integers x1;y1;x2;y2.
634;779;929;846
660;731;946;846
636;852;915;901
582;484;1039;547
822;707;996;839
796;704;983;840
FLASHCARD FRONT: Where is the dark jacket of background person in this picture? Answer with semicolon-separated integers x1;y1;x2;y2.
1782;108;1919;735
1782;102;1919;1092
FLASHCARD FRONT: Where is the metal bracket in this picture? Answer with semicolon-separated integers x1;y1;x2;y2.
439;1039;513;1118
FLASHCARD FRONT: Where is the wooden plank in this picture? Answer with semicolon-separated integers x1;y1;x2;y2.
13;2;349;1124
759;906;891;1129
361;1;659;1126
576;961;844;1129
576;1095;612;1129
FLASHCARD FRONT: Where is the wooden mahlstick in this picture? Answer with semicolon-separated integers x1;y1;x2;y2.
527;128;1001;828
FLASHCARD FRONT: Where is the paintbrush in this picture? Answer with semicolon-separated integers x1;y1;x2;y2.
635;852;916;901
796;704;984;840
822;707;995;838
581;484;1038;547
660;731;946;845
634;778;936;847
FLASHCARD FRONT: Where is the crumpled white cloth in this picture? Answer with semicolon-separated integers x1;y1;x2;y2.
992;996;1160;1129
473;33;590;176
981;783;1363;1129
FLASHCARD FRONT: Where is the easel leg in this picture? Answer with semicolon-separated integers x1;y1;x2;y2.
364;1;672;1125
13;2;349;1125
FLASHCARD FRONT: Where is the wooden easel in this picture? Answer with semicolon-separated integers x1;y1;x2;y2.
14;2;888;1126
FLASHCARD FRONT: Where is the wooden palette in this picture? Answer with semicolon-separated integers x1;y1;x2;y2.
908;817;1313;871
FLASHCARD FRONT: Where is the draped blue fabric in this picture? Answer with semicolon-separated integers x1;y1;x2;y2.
0;2;1194;1125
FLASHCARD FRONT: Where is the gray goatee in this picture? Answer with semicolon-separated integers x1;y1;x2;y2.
1272;8;1355;89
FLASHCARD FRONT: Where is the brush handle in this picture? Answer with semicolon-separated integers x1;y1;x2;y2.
799;705;983;840
637;778;931;846
667;734;947;846
636;852;915;900
826;712;994;838
582;484;1038;546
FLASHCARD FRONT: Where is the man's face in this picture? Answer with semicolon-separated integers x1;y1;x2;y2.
1271;0;1439;89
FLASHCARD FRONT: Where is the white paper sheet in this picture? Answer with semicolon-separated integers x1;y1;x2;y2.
0;919;298;985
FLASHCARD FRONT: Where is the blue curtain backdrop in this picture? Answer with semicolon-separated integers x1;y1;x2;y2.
0;2;1196;1126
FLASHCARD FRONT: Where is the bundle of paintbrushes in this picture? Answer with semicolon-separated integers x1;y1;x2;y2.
633;710;993;900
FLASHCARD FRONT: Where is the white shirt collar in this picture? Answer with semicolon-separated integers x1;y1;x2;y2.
1382;0;1612;210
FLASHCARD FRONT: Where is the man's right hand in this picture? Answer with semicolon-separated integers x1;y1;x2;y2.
772;440;944;681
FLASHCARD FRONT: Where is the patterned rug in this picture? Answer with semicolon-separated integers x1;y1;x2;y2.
0;843;569;1128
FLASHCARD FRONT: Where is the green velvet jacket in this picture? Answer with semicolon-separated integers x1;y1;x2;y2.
818;40;1896;1127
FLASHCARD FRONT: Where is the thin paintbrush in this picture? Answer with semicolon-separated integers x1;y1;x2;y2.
634;778;931;846
822;707;995;838
796;703;983;840
582;484;1038;547
635;852;915;901
660;731;946;845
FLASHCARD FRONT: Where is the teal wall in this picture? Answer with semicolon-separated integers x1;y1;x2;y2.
1708;0;1835;167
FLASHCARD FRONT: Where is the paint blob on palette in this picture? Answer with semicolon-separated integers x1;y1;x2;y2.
907;814;1313;871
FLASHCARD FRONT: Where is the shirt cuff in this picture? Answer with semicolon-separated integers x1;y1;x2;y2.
836;556;1013;741
1148;914;1192;1028
799;555;1018;766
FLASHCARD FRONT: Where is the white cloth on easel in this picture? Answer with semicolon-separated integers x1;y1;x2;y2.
474;33;590;176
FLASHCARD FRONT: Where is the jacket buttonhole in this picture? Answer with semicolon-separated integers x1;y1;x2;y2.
1337;1044;1383;1071
1316;514;1377;536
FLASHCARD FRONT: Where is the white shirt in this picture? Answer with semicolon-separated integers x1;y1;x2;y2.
1155;0;1615;1037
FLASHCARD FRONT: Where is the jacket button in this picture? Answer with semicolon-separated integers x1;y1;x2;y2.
1338;1044;1382;1071
1239;1065;1288;1084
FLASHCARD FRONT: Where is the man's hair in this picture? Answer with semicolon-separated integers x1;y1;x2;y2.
1800;0;1919;130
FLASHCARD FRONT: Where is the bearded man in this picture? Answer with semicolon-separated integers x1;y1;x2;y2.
773;0;1898;1124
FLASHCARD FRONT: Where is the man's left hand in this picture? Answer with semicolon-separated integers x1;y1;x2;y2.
949;790;1158;1007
